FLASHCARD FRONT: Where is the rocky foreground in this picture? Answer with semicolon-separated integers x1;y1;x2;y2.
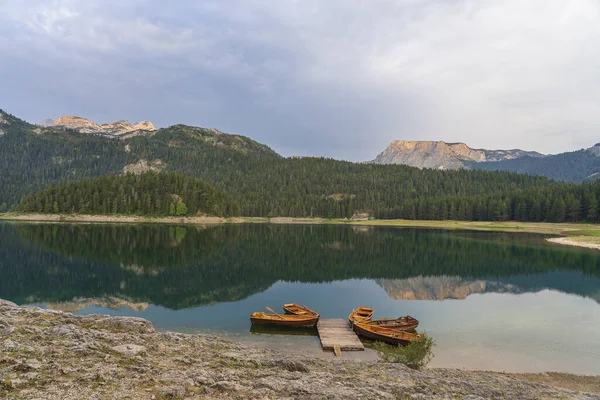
0;300;598;399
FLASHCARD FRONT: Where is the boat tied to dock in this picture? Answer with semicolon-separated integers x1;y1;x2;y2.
352;321;424;345
348;306;375;323
250;306;319;327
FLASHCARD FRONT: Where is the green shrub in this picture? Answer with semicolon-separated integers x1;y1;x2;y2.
176;201;188;216
373;333;435;370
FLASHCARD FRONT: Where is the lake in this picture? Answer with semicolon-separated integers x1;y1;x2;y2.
1;222;599;374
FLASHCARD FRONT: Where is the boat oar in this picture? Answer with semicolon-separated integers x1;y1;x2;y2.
265;306;284;319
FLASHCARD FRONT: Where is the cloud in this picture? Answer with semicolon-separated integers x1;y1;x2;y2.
1;0;599;159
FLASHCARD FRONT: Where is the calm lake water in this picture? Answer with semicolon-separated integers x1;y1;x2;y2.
1;222;599;374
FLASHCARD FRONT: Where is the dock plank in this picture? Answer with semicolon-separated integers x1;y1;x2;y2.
317;318;364;351
333;344;342;358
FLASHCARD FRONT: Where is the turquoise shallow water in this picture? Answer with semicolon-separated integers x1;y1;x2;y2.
1;222;599;373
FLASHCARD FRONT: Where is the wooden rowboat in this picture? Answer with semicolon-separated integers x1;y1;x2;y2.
352;321;423;346
365;316;419;331
250;312;319;327
348;306;375;323
282;303;319;317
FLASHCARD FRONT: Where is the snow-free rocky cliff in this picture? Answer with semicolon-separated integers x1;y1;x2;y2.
372;140;545;169
39;116;156;136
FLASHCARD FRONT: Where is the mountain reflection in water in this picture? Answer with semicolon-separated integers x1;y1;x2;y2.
3;222;600;374
0;222;599;309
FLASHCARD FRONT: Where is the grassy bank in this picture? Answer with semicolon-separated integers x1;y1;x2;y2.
3;213;600;249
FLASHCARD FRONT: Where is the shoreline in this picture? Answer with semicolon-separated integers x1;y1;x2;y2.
546;236;600;251
0;299;598;399
4;213;600;248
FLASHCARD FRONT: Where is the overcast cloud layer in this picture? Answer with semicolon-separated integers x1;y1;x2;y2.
1;0;599;160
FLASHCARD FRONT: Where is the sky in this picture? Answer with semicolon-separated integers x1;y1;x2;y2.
1;0;600;160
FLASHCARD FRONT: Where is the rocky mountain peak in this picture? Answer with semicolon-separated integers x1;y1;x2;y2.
51;116;156;136
132;121;156;131
54;116;101;132
372;140;544;169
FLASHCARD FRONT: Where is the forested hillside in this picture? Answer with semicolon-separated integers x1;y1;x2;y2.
5;108;600;222
16;164;600;223
469;150;600;182
0;109;279;210
15;172;238;217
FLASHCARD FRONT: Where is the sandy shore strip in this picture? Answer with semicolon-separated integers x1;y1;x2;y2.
546;237;600;251
0;213;332;225
1;213;228;224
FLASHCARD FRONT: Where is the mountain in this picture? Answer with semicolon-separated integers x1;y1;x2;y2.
0;108;280;209
4;107;600;223
50;115;157;136
471;146;600;183
372;140;544;169
0;109;35;134
36;119;55;127
588;143;600;156
372;139;600;183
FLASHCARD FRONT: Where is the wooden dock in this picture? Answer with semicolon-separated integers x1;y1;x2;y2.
317;318;364;355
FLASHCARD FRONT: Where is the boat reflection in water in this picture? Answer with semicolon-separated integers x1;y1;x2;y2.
2;222;600;373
